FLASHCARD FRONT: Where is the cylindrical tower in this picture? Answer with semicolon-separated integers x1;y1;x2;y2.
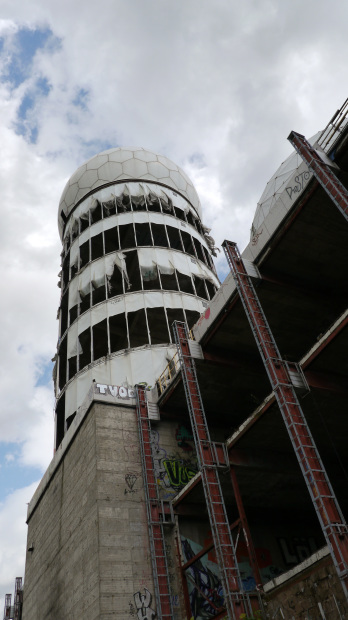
54;147;219;448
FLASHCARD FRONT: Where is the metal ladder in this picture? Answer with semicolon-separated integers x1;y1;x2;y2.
288;130;348;222
223;240;348;601
135;385;174;619
173;321;253;619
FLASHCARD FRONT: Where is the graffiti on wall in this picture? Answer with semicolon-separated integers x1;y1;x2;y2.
124;471;139;495
130;588;156;619
181;535;283;619
278;536;317;566
150;429;198;499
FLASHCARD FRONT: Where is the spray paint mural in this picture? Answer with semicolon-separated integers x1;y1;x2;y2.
150;427;198;499
181;535;283;620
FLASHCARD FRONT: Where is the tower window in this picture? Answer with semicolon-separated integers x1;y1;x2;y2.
91;202;102;224
119;224;136;250
177;272;194;295
135;223;153;246
184;309;201;330
104;226;120;254
127;309;149;348
60;291;69;337
91;233;104;261
126;250;142;292
166;308;185;340
151;223;169;248
107;265;123;298
109;313;128;352
58;336;67;391
167;226;183;251
147;307;170;344
79;328;91;370
80;241;90;268
181;231;195;257
93;319;108;361
193;276;208;300
160;271;178;292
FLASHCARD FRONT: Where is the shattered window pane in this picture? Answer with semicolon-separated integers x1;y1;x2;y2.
147;307;170;344
127;309;149;348
167;226;183;251
93;319;108;361
119;224;136;250
109;313;128;352
105;227;120;254
79;328;91;370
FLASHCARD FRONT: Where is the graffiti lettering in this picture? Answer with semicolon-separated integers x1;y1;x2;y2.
278;536;317;565
133;588;156;620
251;229;263;246
285;170;311;200
95;383;135;398
163;459;197;488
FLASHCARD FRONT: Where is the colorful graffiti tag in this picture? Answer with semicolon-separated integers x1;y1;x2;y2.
150;430;198;499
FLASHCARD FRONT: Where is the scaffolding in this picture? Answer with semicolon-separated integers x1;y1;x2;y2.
288;130;348;222
3;578;23;620
223;239;348;601
173;320;253;619
135;385;174;620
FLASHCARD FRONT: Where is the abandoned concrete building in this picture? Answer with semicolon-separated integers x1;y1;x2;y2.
11;100;348;619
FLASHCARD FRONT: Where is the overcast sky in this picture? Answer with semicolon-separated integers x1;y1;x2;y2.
0;0;347;607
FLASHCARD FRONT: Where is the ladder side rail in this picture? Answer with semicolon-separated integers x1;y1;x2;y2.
223;240;348;599
288;131;348;221
135;386;173;619
173;321;252;619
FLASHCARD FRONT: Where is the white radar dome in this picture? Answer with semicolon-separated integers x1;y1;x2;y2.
58;147;201;238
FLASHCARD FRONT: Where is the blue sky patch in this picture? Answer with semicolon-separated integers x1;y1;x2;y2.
73;88;90;110
35;359;53;388
15;77;52;143
3;26;59;88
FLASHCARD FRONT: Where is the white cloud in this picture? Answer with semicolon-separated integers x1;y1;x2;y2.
0;482;39;612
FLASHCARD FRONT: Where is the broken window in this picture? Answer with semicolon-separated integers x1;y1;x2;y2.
177;271;195;295
184;309;200;329
68;356;77;380
58;336;67;391
92;319;108;361
143;265;161;291
119;223;136;250
193;275;208;300
104;226;120;254
66;412;76;430
135;223;153;246
91;201;102;224
107;264;124;298
186;211;195;227
109;313;128;352
193;238;205;264
92;282;106;306
160;271;178;291
62;252;70;291
80;214;89;232
151;223;169;248
125;250;142;292
166;308;185;340
91;232;104;261
147;191;162;212
102;198;116;218
174;206;186;222
55;394;65;449
206;280;217;300
80;241;90;268
80;285;91;314
147;307;170;344
60;291;69;336
181;231;195;257
69;304;78;325
167;226;184;251
127;308;149;348
79;328;91;370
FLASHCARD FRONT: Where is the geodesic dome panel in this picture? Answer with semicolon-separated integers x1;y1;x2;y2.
58;147;202;238
251;131;321;235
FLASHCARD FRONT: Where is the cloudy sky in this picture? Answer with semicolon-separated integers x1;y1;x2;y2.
0;0;347;606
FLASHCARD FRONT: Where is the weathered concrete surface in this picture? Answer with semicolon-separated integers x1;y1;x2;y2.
22;402;184;620
264;549;348;619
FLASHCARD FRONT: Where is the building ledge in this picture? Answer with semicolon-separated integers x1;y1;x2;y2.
263;546;330;593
